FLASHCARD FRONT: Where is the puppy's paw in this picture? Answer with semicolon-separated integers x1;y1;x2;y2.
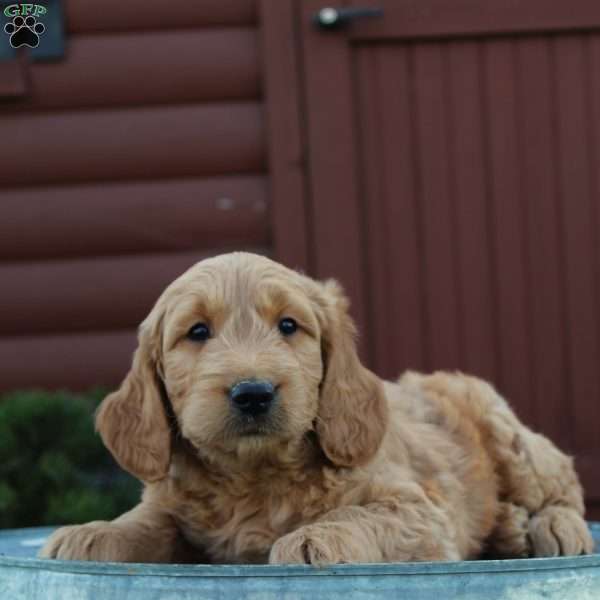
270;523;376;567
270;526;336;566
528;506;594;557
39;522;127;561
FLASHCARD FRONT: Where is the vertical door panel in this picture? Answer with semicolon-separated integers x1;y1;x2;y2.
298;0;600;511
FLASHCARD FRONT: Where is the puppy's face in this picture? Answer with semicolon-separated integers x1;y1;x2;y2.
96;253;387;481
160;254;323;457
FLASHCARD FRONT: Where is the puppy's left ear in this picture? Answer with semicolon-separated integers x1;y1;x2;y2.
315;280;388;467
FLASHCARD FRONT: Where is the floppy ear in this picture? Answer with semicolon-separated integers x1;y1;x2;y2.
315;280;388;467
95;315;171;482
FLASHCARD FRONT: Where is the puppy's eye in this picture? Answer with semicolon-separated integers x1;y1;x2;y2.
187;322;211;342
278;317;298;336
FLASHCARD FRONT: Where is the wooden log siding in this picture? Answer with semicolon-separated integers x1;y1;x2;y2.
0;177;268;261
65;0;258;33
0;331;139;391
3;30;261;112
0;104;265;186
0;0;267;391
0;249;270;337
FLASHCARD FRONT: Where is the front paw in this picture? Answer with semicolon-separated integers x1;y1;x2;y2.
270;523;375;567
529;506;594;557
39;522;126;561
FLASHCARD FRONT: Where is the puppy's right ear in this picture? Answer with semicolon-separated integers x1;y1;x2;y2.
95;317;171;482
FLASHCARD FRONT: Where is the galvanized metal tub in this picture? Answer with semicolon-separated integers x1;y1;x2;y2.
1;524;599;599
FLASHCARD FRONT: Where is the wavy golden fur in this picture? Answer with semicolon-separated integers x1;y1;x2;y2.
41;253;593;565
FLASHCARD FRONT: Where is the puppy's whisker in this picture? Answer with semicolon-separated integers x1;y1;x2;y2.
218;332;236;351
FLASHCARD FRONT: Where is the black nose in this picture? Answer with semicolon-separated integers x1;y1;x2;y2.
229;380;275;417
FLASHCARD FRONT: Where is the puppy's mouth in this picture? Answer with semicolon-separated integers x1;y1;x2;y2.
233;414;279;437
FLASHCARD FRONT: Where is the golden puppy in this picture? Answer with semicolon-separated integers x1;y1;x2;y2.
40;253;594;565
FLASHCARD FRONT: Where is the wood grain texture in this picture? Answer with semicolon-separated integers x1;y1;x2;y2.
355;47;393;374
4;29;260;111
0;177;268;261
260;0;310;272
355;45;427;377
348;0;600;40
586;35;600;456
553;35;600;454
65;0;257;33
516;37;568;445
412;42;463;370
0;103;266;186
301;9;600;512
299;0;370;351
446;41;497;383
573;455;600;502
0;330;138;391
0;56;28;98
483;39;535;427
0;0;269;395
0;249;266;336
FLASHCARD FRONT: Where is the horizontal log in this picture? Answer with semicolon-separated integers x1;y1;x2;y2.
0;176;269;260
65;0;257;33
7;29;260;111
0;103;266;186
0;58;27;98
0;330;137;391
0;248;268;336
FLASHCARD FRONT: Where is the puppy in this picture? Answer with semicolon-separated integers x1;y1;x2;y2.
40;252;594;565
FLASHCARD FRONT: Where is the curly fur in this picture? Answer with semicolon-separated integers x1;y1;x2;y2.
40;253;594;565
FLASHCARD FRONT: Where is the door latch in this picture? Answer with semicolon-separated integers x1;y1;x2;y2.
313;6;383;30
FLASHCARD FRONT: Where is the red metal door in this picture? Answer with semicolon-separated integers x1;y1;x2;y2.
297;0;600;516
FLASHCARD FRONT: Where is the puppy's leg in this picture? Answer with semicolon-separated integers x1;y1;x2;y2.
39;502;179;562
270;487;460;566
486;501;530;557
453;375;594;557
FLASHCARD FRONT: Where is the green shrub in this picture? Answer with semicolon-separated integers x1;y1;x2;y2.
0;389;140;528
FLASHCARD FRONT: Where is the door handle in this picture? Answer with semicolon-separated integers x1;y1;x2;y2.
313;6;383;30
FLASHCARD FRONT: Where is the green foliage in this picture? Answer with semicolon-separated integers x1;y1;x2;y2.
0;389;140;528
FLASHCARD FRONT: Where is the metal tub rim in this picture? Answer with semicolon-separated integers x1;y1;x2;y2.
1;523;599;578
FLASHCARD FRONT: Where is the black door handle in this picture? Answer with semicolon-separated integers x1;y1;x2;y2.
313;6;383;30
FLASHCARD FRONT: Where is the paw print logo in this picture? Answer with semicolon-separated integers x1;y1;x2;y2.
4;15;45;48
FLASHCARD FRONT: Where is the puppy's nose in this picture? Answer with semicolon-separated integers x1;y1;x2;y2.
229;380;275;417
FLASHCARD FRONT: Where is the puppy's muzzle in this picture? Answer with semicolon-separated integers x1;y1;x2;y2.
229;380;275;417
